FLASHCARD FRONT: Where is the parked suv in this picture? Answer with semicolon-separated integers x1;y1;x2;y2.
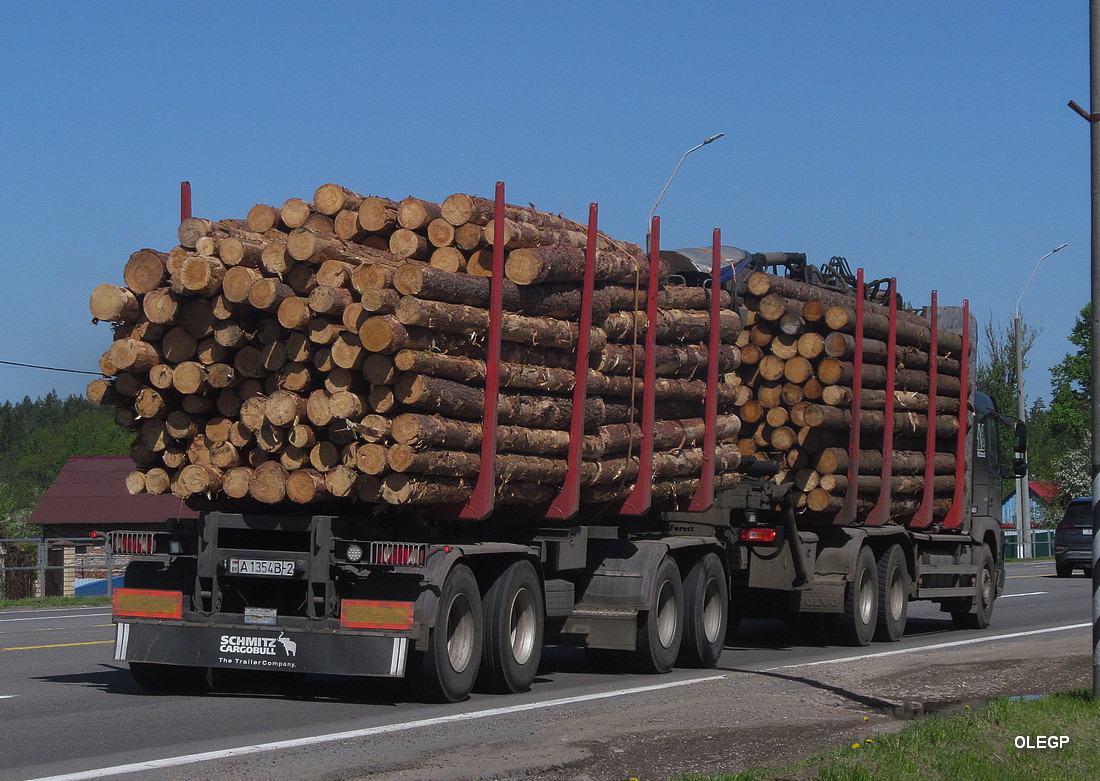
1055;497;1094;578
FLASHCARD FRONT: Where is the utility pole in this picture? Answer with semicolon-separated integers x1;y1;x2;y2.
1014;244;1067;558
1068;0;1100;700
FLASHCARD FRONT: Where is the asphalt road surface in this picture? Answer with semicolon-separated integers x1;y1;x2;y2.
2;560;1092;781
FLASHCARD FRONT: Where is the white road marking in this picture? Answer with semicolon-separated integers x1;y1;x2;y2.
1000;591;1048;598
0;607;108;616
27;674;725;781
0;695;16;699
767;622;1091;671
0;613;111;623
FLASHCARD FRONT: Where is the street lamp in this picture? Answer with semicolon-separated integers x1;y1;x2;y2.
647;133;725;251
1015;242;1068;558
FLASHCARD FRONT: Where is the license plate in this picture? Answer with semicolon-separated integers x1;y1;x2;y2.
228;558;295;577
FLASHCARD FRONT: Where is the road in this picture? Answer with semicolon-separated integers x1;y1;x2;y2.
1;560;1092;781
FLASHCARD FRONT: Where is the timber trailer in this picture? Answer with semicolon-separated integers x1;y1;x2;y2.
108;184;1025;701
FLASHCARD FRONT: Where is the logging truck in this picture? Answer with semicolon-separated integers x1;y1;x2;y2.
99;184;1025;702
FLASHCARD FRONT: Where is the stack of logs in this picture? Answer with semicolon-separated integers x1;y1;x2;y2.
88;184;746;509
731;271;965;522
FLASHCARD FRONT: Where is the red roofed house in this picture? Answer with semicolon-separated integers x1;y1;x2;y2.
23;456;199;596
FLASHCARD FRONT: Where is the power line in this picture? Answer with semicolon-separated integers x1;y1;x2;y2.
0;360;100;377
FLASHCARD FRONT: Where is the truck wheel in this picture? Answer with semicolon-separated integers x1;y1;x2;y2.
677;553;728;668
477;560;544;694
631;557;683;673
129;662;212;694
951;545;996;630
834;546;878;647
408;563;483;703
874;545;909;642
1055;562;1072;578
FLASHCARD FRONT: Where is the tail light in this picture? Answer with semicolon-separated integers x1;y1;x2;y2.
108;532;157;555
740;527;778;543
369;542;427;567
1057;521;1074;530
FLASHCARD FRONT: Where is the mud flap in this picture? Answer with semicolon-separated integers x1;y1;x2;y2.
116;622;409;677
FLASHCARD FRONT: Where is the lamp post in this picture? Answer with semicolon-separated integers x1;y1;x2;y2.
647;133;725;251
1015;242;1068;557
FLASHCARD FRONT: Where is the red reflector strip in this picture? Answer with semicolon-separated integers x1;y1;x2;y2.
113;588;183;619
341;600;415;630
740;527;777;543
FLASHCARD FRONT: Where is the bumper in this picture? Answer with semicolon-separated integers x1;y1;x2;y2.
115;621;408;677
1056;550;1093;567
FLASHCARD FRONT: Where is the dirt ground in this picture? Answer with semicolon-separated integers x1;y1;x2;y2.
348;632;1089;781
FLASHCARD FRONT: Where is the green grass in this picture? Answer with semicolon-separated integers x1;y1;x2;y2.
672;690;1100;781
0;595;112;610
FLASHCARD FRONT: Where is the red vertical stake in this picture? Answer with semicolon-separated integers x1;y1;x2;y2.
911;292;940;529
180;181;192;221
453;182;505;520
544;203;598;520
838;269;866;524
944;300;970;529
688;228;722;512
866;279;898;526
613;216;660;516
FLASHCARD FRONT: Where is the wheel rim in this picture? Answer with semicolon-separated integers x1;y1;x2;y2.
445;592;475;673
979;564;993;609
889;567;905;621
701;578;722;643
656;580;678;648
508;586;537;665
857;569;874;625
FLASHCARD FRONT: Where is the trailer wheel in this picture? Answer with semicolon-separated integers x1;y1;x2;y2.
408;563;483;702
874;545;908;642
477;560;544;694
129;662;213;694
678;553;728;668
951;545;996;630
632;557;683;673
834;546;878;647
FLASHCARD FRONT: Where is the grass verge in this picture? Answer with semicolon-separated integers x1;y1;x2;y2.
0;595;112;610
673;690;1100;781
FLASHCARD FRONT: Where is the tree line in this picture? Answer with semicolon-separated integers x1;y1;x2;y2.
0;393;130;539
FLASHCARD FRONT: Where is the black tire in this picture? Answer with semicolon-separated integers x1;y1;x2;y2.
834;546;878;647
129;662;212;694
678;553;728;668
951;545;996;630
1085;568;1094;579
873;545;909;643
631;557;684;673
477;560;544;694
1056;562;1073;578
407;564;483;703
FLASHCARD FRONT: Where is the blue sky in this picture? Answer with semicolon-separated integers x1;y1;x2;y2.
0;2;1089;409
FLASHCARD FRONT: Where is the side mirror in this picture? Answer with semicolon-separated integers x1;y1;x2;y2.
1012;421;1028;478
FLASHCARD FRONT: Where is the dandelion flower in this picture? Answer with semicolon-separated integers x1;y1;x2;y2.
851;743;861;749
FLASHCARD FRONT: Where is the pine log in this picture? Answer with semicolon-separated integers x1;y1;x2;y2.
397;197;443;231
358;196;399;233
313;184;364;216
505;246;662;286
123;249;168;295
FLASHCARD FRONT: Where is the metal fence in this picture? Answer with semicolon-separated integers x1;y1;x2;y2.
0;537;123;600
1003;529;1055;559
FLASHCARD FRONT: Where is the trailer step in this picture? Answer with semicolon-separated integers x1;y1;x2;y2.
916;586;976;598
917;565;976;576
